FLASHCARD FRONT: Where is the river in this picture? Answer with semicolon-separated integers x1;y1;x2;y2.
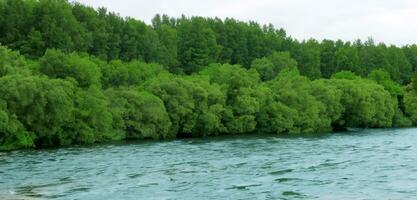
1;128;417;199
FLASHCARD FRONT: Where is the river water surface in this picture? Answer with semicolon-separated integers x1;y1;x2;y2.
1;128;417;199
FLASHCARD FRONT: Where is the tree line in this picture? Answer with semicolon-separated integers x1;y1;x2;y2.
2;0;417;82
1;0;417;150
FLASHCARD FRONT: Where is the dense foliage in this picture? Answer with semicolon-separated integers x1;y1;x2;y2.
1;0;417;150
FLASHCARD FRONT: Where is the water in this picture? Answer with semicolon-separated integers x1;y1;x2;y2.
1;128;417;200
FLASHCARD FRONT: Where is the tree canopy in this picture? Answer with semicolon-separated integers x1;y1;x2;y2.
1;0;417;151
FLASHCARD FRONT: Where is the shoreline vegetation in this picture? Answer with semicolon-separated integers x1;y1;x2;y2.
1;0;417;151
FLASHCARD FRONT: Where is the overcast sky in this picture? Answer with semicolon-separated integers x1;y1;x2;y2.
75;0;417;46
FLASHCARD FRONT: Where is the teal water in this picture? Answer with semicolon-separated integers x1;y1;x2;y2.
1;128;417;200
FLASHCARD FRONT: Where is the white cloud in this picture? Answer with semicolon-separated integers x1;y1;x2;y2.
74;0;417;46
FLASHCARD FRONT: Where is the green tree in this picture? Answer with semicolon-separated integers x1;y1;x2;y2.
0;75;76;147
251;51;297;81
200;64;260;134
99;59;166;88
0;45;30;77
386;46;413;84
334;45;360;74
266;68;331;133
402;45;417;73
71;86;114;144
319;39;337;78
177;17;221;74
21;29;45;58
331;72;395;128
0;100;35;151
291;40;322;79
154;24;179;72
368;69;404;97
144;73;200;135
32;0;89;52
404;91;417;125
39;49;101;88
0;0;33;50
255;84;298;134
106;88;172;139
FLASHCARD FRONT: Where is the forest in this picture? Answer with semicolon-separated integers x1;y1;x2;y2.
1;0;417;151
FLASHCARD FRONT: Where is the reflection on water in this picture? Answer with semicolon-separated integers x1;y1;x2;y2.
1;128;417;199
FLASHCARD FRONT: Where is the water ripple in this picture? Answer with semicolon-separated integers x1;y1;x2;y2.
1;128;417;199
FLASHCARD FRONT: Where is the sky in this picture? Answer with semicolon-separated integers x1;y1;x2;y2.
74;0;417;46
